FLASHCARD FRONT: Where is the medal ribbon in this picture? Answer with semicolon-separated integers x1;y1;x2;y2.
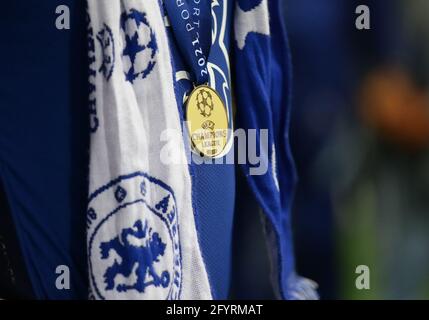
164;0;212;85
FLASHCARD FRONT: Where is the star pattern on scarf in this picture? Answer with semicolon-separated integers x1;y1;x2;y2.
121;9;158;83
123;32;145;82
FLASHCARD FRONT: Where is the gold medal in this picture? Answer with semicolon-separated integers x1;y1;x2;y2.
185;85;230;158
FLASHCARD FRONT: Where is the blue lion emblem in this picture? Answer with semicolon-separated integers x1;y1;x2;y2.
100;220;170;293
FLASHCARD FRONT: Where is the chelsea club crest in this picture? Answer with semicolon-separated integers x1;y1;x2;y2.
87;172;182;300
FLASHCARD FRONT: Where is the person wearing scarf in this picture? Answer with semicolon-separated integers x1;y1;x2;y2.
0;0;317;300
86;0;317;300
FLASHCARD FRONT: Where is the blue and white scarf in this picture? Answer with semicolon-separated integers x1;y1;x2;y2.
234;0;318;299
86;0;211;300
86;0;318;300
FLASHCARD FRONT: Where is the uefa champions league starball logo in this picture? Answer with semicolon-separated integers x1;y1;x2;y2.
120;9;158;83
96;24;115;81
196;88;214;118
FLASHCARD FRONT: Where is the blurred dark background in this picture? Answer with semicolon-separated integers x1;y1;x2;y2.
286;0;429;299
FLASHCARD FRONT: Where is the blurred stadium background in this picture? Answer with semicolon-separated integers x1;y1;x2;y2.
285;0;429;299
